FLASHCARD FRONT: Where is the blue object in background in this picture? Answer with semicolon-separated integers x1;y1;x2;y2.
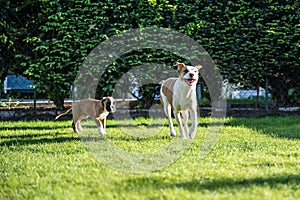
4;75;35;93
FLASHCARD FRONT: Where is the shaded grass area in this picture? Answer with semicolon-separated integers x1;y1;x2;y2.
0;117;299;199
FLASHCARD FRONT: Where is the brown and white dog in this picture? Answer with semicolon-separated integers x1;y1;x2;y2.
55;97;116;134
160;62;202;139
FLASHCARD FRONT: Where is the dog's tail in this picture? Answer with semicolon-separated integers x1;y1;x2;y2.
55;108;72;120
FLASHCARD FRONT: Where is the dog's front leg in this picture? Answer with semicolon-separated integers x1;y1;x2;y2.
174;111;187;139
164;104;176;136
181;111;189;136
99;118;106;134
93;117;106;135
188;109;198;139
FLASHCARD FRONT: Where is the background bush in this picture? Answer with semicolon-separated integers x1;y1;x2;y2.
1;0;299;108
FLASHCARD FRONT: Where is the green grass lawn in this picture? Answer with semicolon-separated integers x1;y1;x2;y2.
0;116;299;200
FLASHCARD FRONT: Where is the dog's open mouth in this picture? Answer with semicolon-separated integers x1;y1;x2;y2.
185;78;196;86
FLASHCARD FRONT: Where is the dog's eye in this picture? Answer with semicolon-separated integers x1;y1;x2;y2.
184;69;189;73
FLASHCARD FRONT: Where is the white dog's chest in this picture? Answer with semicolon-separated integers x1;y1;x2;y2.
99;111;109;120
173;84;197;110
173;97;195;111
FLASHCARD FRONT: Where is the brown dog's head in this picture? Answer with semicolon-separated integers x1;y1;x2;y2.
175;62;202;86
101;97;116;113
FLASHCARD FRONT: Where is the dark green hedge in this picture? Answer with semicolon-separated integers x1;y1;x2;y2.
1;0;299;107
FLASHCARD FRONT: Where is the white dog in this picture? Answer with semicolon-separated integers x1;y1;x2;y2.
160;62;202;139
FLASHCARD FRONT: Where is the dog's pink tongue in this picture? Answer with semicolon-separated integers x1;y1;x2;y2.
188;79;194;85
185;79;195;86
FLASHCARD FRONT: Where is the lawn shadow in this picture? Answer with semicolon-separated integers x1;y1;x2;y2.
0;124;70;131
0;129;79;147
225;116;300;140
0;135;80;147
171;174;300;191
123;174;300;192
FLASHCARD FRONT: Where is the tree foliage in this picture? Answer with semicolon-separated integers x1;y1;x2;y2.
1;0;299;107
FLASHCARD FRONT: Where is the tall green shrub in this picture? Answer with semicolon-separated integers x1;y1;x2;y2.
1;0;299;107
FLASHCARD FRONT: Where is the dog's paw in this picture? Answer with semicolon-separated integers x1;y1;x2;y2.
170;131;176;137
189;132;196;139
180;135;188;140
98;127;107;135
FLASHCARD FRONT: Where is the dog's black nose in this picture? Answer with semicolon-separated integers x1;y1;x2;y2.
190;73;194;78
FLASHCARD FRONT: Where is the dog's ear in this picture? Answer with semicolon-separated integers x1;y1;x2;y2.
195;65;202;70
101;97;107;108
174;62;185;71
